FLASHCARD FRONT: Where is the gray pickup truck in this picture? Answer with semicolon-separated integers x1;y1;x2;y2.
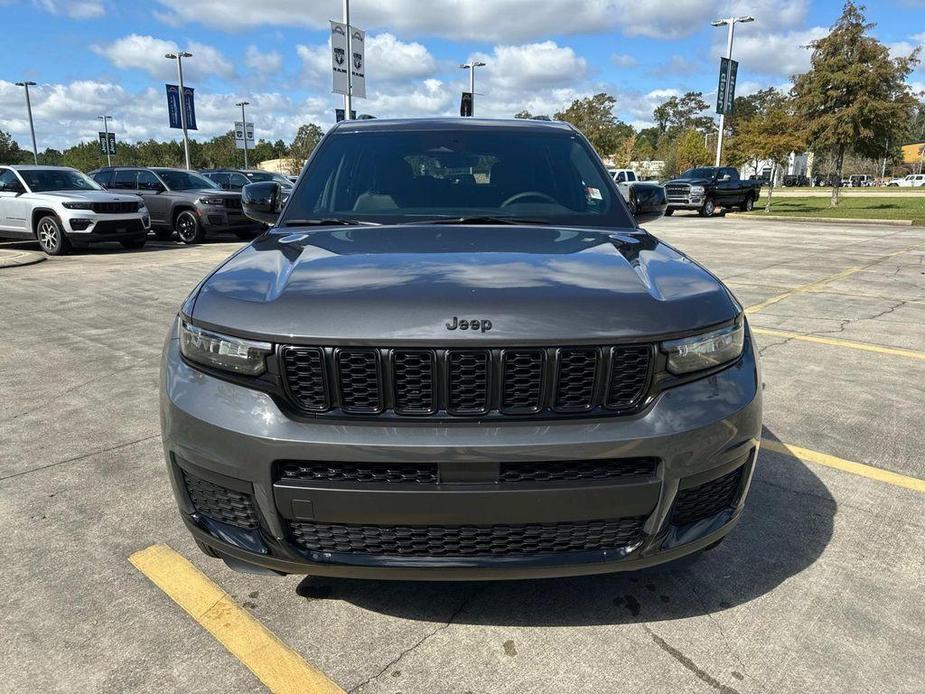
160;117;761;581
664;166;761;217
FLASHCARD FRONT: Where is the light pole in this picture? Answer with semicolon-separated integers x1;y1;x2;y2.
98;115;113;167
14;81;38;164
343;0;352;120
458;61;486;116
165;51;193;169
711;15;753;166
236;101;250;169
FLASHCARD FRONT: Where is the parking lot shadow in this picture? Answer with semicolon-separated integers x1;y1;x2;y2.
298;428;835;626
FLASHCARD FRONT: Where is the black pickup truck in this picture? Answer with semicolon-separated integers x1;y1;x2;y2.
664;166;761;217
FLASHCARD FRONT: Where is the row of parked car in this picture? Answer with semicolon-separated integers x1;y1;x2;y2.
0;164;295;255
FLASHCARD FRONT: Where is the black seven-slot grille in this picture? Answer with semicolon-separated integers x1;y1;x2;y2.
280;345;653;418
92;201;139;214
276;458;658;485
288;517;646;557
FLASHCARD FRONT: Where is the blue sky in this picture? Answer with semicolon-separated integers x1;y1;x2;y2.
1;0;923;150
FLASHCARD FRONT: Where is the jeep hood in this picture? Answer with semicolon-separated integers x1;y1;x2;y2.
190;225;740;342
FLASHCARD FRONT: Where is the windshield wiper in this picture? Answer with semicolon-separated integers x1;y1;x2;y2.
408;215;549;226
282;218;381;227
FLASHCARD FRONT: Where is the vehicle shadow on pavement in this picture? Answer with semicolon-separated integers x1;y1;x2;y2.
297;428;835;625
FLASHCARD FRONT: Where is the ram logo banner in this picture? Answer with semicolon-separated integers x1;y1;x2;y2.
165;84;198;130
330;20;366;99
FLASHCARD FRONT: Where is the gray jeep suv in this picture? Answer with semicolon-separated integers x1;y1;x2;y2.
160;118;762;580
90;167;260;243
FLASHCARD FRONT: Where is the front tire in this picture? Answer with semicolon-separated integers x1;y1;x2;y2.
36;215;71;256
175;210;205;244
699;197;717;217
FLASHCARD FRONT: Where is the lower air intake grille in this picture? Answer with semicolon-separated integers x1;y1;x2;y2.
289;517;646;557
499;458;658;483
182;471;258;529
672;467;744;526
277;461;438;485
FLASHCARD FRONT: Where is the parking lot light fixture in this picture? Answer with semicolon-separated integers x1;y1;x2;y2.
459;61;486;116
14;81;38;164
711;15;754;166
236;101;250;169
165;51;194;169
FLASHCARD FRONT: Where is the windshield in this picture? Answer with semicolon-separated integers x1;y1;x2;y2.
20;169;101;192
155;169;219;191
246;171;291;185
679;167;717;180
281;128;630;228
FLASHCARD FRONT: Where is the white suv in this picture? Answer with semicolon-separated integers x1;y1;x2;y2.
887;174;925;187
0;165;150;255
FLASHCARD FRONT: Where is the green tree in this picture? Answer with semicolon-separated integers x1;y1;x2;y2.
513;109;550;120
554;93;633;157
793;1;920;205
289;123;324;166
0;130;24;164
653;92;713;136
674;129;712;172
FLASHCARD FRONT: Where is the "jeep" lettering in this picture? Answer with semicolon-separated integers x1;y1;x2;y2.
445;316;492;333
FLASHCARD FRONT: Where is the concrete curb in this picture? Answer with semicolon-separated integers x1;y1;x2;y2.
727;213;914;227
0;249;46;268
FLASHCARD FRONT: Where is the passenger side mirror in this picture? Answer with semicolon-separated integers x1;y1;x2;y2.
720;174;731;181
242;181;282;226
630;182;667;225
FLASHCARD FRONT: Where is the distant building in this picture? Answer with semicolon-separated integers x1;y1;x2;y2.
258;158;303;175
901;142;925;171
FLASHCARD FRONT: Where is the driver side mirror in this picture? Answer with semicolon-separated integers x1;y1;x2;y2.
630;183;667;225
242;181;282;226
720;174;731;181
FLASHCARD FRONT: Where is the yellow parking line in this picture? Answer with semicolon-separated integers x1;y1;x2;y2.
752;327;925;361
762;439;925;494
130;544;344;694
745;240;925;314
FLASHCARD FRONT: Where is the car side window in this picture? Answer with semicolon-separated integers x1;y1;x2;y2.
615;171;626;183
627;171;636;182
136;170;161;191
112;170;138;190
230;173;250;189
723;167;738;181
91;170;112;187
0;169;24;192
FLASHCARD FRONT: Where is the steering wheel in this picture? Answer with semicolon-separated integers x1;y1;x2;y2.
500;191;558;207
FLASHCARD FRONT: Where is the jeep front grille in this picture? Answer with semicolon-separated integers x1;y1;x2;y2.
280;344;654;419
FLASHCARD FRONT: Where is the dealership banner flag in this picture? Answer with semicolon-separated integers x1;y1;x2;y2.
330;20;366;98
166;84;198;130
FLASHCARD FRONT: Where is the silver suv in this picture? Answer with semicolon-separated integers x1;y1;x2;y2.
89;167;260;243
0;165;149;255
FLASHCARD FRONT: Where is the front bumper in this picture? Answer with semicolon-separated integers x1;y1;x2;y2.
196;205;260;232
160;328;762;580
64;212;150;242
666;197;705;210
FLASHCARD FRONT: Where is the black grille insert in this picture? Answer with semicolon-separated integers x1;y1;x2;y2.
182;471;258;529
607;346;653;409
289;517;646;557
447;350;490;414
501;350;545;413
672;467;744;526
282;347;328;412
92;201;139;214
554;349;599;411
337;350;383;413
392;350;436;414
278;461;438;484
499;458;658;483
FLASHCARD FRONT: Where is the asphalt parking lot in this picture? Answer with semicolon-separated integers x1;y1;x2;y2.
2;217;924;694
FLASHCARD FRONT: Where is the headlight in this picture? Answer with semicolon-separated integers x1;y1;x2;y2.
179;320;272;375
689;186;705;195
198;196;226;206
62;201;94;210
661;321;744;374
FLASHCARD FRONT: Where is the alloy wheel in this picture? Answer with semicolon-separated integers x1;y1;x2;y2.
38;219;60;253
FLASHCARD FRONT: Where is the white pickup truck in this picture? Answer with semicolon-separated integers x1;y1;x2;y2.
608;168;666;216
0;165;150;255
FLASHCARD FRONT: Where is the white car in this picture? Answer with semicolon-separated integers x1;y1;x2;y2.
608;168;641;200
887;174;925;187
0;165;150;255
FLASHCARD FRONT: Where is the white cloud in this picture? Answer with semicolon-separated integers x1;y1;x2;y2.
721;26;827;77
298;32;437;87
91;34;234;81
611;54;638;68
244;45;283;76
35;0;104;18
473;42;588;92
152;0;716;41
725;0;808;30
